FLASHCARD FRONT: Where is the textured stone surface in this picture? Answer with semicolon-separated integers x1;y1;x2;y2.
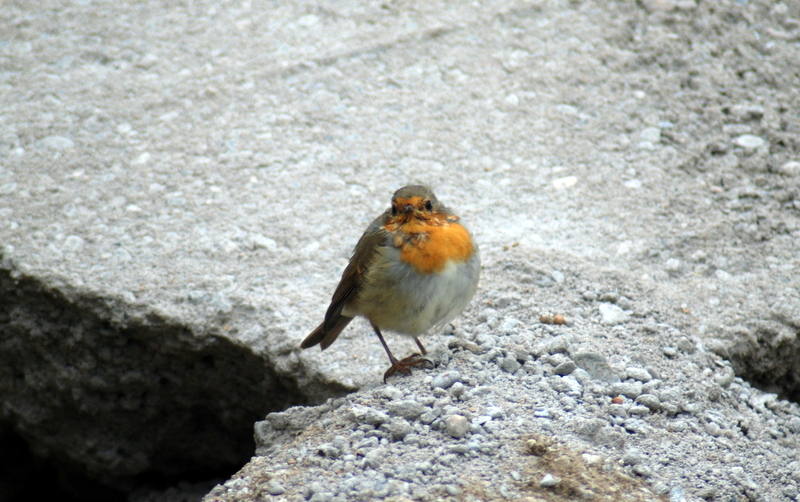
1;0;799;499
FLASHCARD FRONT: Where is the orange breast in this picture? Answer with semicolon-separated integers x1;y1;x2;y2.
394;219;474;274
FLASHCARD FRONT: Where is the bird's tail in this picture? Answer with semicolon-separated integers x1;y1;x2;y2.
300;316;353;350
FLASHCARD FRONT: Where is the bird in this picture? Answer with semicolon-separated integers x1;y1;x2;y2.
300;185;480;382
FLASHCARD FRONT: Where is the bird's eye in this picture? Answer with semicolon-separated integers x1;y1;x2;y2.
424;200;433;211
391;205;398;216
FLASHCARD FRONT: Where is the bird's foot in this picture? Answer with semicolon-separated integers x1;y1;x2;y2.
383;353;432;382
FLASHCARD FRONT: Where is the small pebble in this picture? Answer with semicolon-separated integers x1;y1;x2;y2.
573;352;620;383
431;371;461;390
653;482;670;495
548;336;570;354
610;382;643;399
778;160;800;176
669;486;686;502
387;400;426;420
635;394;661;411
540;474;561;487
450;382;466;398
37;135;75;151
733;134;764;149
445;415;470;438
622;452;642;465
626;367;652;383
599;303;629;325
640;126;661;144
553;361;577;376
267;481;286;495
600;292;619;303
499;357;521;374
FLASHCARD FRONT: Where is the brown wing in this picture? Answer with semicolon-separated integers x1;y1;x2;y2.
322;211;389;331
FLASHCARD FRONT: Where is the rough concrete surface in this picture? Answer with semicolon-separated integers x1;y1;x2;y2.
1;0;799;500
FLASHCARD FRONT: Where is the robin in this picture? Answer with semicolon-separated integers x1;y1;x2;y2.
301;185;480;382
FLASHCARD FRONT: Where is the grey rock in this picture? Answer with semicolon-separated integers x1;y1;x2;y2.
316;443;341;458
430;370;461;390
450;382;466;397
444;415;470;438
599;291;620;303
599;302;629;325
499;356;521;373
622;451;643;465
635;394;661;411
677;337;696;354
380;417;413;441
733;134;764;149
267;481;286;495
547;336;570;354
625;367;652;383
539;474;561;487
553;360;577;376
610;381;643;399
669;486;686;502
573;352;621;383
386;400;426;420
37;135;75;151
608;404;628;417
419;407;442;425
363;409;391;426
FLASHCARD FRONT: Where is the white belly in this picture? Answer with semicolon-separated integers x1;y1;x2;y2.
351;247;480;336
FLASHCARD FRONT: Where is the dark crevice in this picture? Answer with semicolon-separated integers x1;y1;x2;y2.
0;266;322;500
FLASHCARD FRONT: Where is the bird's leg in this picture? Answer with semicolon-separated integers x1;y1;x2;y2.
412;336;435;369
371;323;428;382
413;336;427;355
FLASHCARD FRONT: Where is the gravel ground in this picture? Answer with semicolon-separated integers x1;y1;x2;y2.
203;248;800;502
1;0;800;500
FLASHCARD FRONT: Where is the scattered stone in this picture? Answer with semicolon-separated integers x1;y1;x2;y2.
547;336;570;354
778;160;800;176
610;382;643;399
622;451;642;465
267;481;286;495
640;126;661;144
599;303;629;325
600;292;620;303
37;135;75;151
363;409;390;426
539;474;561;487
444;415;470;438
733;134;764;149
381;417;413;441
573;352;620;383
431;371;461;390
499;356;521;374
635;394;661;411
676;337;696;354
553;361;577;376
387;400;426;420
625;367;652;383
